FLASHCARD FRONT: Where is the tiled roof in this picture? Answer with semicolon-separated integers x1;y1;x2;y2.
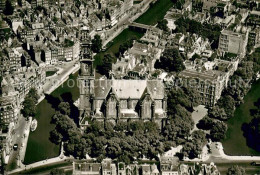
94;79;165;100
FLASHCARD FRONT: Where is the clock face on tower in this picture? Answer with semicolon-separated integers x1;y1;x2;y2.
80;62;92;76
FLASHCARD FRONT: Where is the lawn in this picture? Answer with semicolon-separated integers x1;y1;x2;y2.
24;73;80;164
222;80;260;156
134;0;174;25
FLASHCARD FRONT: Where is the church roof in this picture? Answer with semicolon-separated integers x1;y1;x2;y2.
94;79;164;100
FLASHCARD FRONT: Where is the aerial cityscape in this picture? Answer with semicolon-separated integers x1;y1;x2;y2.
0;0;260;174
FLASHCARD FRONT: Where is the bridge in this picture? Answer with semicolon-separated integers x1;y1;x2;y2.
129;22;157;31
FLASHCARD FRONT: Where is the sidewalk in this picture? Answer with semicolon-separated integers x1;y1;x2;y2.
8;142;72;175
217;142;260;161
8;156;73;174
43;61;80;95
183;142;260;162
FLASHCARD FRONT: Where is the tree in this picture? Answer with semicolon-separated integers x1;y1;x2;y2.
210;121;227;141
21;88;39;118
163;111;194;145
208;106;228;120
157;19;169;32
4;0;14;16
58;102;71;115
155;48;185;73
50;130;62;145
191;53;201;61
27;88;40;104
196;116;215;130
21;97;37;118
242;99;260;151
97;54;116;76
182;130;207;159
227;165;245;175
118;39;134;55
167;87;198;114
91;35;102;53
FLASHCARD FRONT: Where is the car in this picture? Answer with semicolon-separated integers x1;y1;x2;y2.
13;144;18;150
251;162;260;166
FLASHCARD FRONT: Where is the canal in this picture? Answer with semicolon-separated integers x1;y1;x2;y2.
24;73;79;164
222;80;260;156
24;0;175;164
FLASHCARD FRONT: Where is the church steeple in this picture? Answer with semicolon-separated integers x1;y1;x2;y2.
78;28;95;121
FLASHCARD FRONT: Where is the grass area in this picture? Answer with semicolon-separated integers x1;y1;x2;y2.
134;0;174;25
46;71;57;77
24;73;79;164
222;80;260;156
94;28;144;67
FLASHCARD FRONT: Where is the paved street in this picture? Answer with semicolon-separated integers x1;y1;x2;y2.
43;60;80;95
6;117;31;171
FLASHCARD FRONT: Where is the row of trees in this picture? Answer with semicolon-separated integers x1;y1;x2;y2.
209;48;260;121
50;102;169;163
21;88;40;119
242;97;260;151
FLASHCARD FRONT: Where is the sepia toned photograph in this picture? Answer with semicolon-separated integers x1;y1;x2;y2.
0;0;260;174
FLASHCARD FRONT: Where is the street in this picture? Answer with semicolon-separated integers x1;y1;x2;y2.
6;117;31;171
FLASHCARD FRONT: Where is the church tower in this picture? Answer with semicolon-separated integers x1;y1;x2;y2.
78;28;95;122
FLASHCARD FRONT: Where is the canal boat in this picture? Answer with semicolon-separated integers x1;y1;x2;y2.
31;119;38;132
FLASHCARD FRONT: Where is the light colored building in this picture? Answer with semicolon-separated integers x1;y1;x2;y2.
0;78;20;126
73;161;101;175
218;29;248;55
179;58;238;107
160;157;179;175
101;159;117;175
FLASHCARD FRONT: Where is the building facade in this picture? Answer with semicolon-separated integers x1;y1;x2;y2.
218;29;248;55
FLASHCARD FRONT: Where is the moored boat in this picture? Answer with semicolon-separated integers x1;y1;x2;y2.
31;119;38;132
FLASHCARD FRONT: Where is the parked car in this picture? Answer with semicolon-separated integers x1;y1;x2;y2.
13;144;18;150
251;162;260;166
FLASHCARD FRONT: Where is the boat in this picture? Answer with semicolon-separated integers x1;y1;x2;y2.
31;119;38;132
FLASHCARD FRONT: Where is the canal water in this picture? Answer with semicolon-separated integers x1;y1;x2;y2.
24;73;79;164
222;80;260;156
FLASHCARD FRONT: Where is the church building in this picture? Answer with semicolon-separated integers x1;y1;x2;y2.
78;48;167;129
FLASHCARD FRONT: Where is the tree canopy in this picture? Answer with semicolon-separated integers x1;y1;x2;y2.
155;48;185;73
21;88;39;118
157;19;169;32
91;34;102;53
97;53;116;76
4;0;14;16
227;165;246;175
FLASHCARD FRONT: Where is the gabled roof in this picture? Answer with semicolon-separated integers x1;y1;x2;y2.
94;79;165;100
